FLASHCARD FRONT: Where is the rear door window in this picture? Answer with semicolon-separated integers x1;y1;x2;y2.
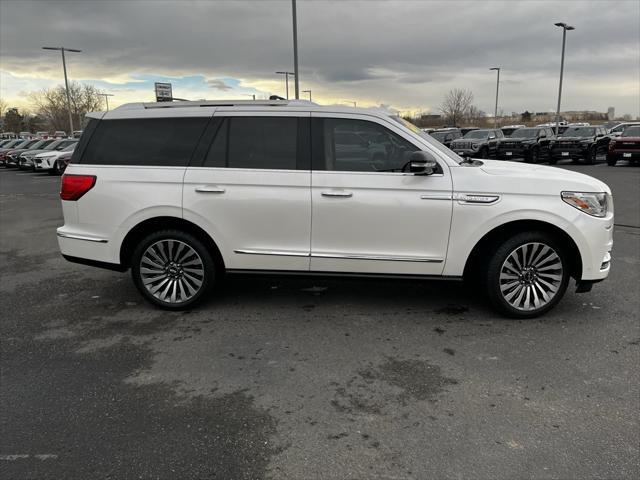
79;117;209;166
202;116;301;170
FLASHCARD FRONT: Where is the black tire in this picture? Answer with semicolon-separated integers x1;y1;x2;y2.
479;147;489;159
484;231;570;319
606;155;617;167
131;229;217;310
584;146;596;165
528;147;540;164
52;160;64;175
548;157;558;165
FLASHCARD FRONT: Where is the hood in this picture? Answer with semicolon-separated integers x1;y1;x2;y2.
21;148;51;157
502;136;536;142
556;136;594;142
475;159;610;194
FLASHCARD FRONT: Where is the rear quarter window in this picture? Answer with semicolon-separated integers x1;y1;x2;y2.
78;117;209;166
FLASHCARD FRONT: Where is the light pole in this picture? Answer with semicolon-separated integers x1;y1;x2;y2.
343;100;356;107
291;0;300;99
275;71;295;99
98;93;114;111
554;22;575;135
243;94;257;100
302;89;312;101
42;46;81;134
489;67;500;128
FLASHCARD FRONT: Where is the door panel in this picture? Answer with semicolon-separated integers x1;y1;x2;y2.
310;114;453;275
183;113;312;271
183;168;311;270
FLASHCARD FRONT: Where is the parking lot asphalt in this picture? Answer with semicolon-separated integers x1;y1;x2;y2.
1;160;638;480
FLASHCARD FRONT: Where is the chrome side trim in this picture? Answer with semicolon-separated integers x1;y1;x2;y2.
420;194;453;201
57;232;108;243
234;249;444;263
234;249;309;257
312;252;443;263
455;193;500;204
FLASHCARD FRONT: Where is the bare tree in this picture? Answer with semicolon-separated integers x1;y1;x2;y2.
439;88;474;126
465;105;486;125
0;98;7;118
29;82;105;132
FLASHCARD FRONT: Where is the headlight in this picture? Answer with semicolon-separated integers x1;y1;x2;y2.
561;191;608;217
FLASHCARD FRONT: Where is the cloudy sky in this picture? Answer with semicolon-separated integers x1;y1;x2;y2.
1;0;639;117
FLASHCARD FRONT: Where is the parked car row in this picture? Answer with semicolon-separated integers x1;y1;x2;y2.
427;123;640;166
0;137;77;174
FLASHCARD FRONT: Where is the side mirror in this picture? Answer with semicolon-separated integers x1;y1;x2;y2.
408;151;437;175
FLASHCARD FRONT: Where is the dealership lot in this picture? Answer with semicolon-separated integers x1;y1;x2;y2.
1;163;638;479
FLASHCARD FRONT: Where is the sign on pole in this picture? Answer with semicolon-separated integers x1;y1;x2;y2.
154;82;173;102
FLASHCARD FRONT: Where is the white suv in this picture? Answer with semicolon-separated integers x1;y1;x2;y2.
58;100;614;318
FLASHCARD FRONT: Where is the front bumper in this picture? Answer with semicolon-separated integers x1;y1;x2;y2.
550;144;590;159
608;150;640;160
495;144;532;159
34;157;55;170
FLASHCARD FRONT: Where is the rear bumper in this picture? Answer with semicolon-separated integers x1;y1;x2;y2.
62;254;126;272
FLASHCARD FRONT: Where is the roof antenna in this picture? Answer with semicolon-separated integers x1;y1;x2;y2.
269;95;286;101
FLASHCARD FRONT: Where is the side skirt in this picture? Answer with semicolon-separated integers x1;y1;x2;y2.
226;269;462;282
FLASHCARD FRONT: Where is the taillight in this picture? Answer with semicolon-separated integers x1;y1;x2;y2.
60;174;96;201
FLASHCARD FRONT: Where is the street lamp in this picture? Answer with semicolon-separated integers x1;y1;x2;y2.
489;67;500;128
343;100;357;107
98;93;114;111
42;46;81;134
243;94;257;100
554;22;575;135
291;0;300;99
302;89;312;101
275;71;295;99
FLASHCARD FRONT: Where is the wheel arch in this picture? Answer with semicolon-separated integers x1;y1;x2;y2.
120;216;225;271
463;219;582;281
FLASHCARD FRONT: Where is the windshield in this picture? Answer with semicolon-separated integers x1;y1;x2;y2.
564;127;595;137
622;126;640;137
431;132;449;141
63;143;78;152
29;140;50;149
389;115;465;163
21;140;40;148
511;128;538;138
463;130;489;139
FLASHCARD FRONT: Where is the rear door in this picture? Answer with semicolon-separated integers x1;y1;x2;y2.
182;111;312;271
309;114;453;276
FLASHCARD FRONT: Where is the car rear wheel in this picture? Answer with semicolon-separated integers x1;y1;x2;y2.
485;232;570;318
131;230;216;310
606;155;617;166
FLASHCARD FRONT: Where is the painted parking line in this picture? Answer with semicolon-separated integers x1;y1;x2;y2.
0;454;58;461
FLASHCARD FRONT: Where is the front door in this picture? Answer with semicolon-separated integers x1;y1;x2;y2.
310;114;453;276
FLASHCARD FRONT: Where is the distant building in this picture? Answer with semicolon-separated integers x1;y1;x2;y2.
607;107;615;120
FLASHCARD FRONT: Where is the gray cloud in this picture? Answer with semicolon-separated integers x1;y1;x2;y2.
1;0;638;115
207;79;233;91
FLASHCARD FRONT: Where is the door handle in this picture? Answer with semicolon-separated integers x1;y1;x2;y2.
321;190;353;198
195;185;226;194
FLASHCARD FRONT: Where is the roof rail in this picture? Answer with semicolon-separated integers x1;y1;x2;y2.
138;99;317;109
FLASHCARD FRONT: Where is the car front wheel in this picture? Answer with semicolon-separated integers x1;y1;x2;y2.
131;230;217;310
606;155;617;166
485;232;570;318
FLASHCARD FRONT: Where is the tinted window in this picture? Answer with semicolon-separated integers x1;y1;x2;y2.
323;118;417;172
80;117;208;166
203;117;298;170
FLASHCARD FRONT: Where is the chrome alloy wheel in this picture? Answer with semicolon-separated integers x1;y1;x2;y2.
139;240;204;304
499;242;563;311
